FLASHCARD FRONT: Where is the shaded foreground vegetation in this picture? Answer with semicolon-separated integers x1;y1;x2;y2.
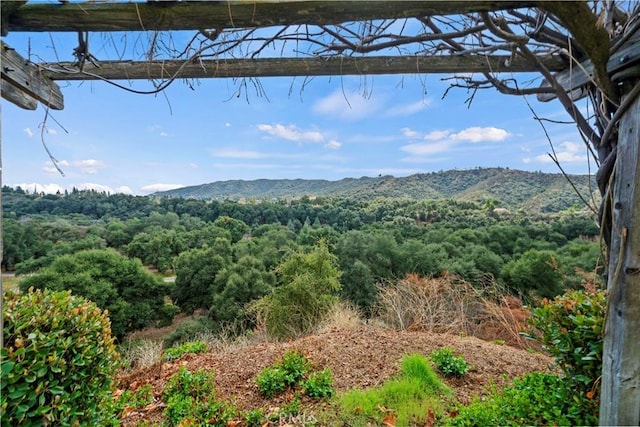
1;185;606;425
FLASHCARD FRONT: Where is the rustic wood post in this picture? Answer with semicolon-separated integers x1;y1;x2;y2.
599;77;640;425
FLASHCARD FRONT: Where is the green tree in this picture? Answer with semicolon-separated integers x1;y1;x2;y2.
501;249;564;298
172;247;228;313
209;255;275;326
257;240;342;340
19;249;175;340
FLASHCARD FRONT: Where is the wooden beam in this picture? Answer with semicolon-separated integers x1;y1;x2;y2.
537;30;640;102
1;79;38;110
600;80;640;426
0;0;26;36
7;1;535;33
41;54;567;81
1;42;64;110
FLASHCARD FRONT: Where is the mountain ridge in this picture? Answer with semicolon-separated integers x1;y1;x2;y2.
153;168;598;212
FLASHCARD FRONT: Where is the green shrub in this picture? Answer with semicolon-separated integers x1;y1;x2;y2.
254;241;341;340
255;366;288;398
162;366;234;426
303;368;335;398
162;316;216;348
525;289;604;417
112;385;153;418
256;350;311;397
164;340;209;361
430;347;469;377
1;289;119;425
445;372;598;426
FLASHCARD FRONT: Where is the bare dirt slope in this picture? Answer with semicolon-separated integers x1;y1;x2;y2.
118;327;554;425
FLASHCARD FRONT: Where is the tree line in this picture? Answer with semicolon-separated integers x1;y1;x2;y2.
4;187;602;340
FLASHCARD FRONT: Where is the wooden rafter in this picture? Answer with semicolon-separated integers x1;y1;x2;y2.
1;41;64;110
41;54;567;82
6;1;535;33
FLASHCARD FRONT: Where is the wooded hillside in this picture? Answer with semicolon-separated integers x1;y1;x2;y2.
153;168;597;212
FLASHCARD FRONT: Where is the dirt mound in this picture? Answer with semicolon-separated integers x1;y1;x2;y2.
117;327;553;425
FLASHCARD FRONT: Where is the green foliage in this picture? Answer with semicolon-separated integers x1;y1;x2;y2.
501;249;564;298
209;255;274;326
257;240;342;340
172;247;228;314
430;348;470;377
243;408;266;427
112;385;153;418
162;316;216;349
303;368;335;398
161;366;234;426
256;350;311;397
525;289;604;412
400;353;450;394
444;372;597;426
339;354;449;426
1;289;119;426
164;340;209;361
19;248;175;340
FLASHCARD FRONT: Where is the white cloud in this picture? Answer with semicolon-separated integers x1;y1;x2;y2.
188;163;199;169
312;90;380;120
116;186;133;194
225;122;232;128
10;182;128;195
401;141;453;155
257;123;323;143
449;127;510;142
424;130;451;141
47;129;58;135
325;139;342;149
531;141;588;164
76;183;115;193
141;183;184;193
13;183;65;194
24;128;35;137
385;100;431;117
159;132;169;137
401;127;421;139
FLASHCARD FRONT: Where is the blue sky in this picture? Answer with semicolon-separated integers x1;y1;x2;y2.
2;28;596;195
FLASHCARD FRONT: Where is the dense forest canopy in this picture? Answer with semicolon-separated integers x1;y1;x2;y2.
5;185;602;339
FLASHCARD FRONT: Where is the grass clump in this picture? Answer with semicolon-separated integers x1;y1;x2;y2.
338;354;450;427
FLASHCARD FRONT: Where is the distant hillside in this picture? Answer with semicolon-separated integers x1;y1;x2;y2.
153;168;599;212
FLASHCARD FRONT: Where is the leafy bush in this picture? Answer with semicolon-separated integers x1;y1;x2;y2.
430;347;469;377
162;366;234;426
303;368;335;398
1;289;119;425
445;372;597;426
164;340;209;361
525;289;604;416
256;350;311;397
253;240;341;340
255;366;288;398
